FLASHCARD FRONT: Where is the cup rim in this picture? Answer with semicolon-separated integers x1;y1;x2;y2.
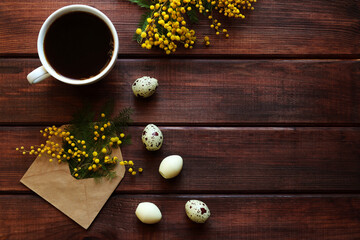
37;4;119;85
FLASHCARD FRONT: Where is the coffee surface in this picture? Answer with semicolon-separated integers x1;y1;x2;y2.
44;11;113;79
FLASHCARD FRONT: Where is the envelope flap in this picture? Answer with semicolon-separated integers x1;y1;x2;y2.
20;126;125;229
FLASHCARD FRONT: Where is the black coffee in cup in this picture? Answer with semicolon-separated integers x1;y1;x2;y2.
44;11;114;79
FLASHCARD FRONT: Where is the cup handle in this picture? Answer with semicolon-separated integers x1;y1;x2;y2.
27;66;51;84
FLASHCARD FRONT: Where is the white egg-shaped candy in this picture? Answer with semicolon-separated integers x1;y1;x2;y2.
142;124;163;151
185;200;211;223
135;202;162;224
159;155;183;179
132;76;158;98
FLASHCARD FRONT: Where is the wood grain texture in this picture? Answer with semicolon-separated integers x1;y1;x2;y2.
1;1;360;238
2;126;359;193
0;0;359;56
0;59;359;125
0;194;359;240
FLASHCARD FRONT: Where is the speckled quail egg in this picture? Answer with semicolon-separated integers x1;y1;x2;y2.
132;76;158;98
142;124;163;151
135;202;162;224
185;200;211;223
159;155;183;179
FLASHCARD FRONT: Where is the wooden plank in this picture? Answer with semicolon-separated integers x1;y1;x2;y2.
0;59;359;124
2;126;360;193
0;0;359;56
0;194;359;239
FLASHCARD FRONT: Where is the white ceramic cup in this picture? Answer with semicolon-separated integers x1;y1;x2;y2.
27;5;119;85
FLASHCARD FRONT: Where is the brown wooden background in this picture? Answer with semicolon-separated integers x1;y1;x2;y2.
0;0;359;239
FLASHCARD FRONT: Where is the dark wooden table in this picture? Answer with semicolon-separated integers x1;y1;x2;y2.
0;1;360;239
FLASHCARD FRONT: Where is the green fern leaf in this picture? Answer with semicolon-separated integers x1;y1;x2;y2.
128;0;152;9
186;7;199;23
133;11;152;43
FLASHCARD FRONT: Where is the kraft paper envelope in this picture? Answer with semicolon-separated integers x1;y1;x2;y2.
20;129;125;229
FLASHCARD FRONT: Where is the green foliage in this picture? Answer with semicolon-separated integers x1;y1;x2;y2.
66;104;96;150
186;6;199;23
128;0;257;54
112;107;133;134
133;11;152;43
94;171;117;183
202;0;213;13
99;100;115;121
63;102;133;180
129;0;152;43
155;21;166;37
128;0;152;9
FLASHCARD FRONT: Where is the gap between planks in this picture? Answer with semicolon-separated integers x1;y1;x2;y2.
1;192;360;198
0;54;359;60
